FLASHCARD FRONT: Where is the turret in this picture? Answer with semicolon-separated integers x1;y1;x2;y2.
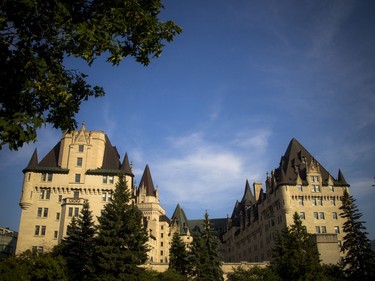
20;149;38;210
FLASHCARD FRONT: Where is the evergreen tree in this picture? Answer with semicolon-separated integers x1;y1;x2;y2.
270;212;324;281
189;212;223;281
56;200;96;280
169;232;189;275
94;174;149;280
339;189;375;280
227;266;281;281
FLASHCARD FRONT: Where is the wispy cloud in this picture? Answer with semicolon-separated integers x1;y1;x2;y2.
149;129;272;218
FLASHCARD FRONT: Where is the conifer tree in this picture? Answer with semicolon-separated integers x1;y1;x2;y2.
189;212;223;281
94;174;149;280
169;232;189;276
270;212;324;281
56;200;96;280
339;189;375;280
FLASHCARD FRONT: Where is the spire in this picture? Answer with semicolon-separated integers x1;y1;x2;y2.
23;149;38;173
336;169;349;187
171;204;190;235
138;164;156;197
242;180;255;205
120;153;134;176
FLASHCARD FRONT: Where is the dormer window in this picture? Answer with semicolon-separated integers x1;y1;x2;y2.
78;145;84;152
310;176;319;182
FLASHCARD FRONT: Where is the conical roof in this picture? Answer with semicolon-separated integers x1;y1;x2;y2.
120;152;134;176
171;204;190;235
138;164;156;196
23;149;38;173
242;180;255;205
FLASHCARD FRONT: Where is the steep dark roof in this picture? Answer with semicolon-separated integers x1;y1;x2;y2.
275;138;348;186
171;204;190;235
120;152;134;176
138;164;156;196
38;142;61;167
24;142;69;173
336;169;349;186
159;215;171;224
23;149;38;173
188;218;227;239
242;180;255;206
101;135;120;170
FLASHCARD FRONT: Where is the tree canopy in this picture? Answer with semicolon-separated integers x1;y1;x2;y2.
55;200;96;280
169;231;189;276
0;0;181;150
339;189;375;280
94;174;149;280
270;212;324;281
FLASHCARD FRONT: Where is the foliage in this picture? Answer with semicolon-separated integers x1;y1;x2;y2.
270;212;325;281
0;0;182;150
227;266;281;281
93;174;149;280
138;269;187;281
189;212;224;281
339;189;375;280
54;200;96;280
0;249;68;280
320;264;346;281
169;231;189;275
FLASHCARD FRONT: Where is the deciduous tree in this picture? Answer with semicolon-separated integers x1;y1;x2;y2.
0;0;181;150
340;189;375;280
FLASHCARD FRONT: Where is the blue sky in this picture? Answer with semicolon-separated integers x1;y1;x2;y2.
1;0;374;239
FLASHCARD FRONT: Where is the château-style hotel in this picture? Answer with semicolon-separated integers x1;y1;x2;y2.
16;124;349;264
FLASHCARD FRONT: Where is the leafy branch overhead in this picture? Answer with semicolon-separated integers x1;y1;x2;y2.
0;0;182;150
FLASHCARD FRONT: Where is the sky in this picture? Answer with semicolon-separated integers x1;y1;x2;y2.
1;0;374;239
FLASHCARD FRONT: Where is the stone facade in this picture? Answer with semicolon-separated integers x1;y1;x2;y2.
16;125;192;264
221;138;348;264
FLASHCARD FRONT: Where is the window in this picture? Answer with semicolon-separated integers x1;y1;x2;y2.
103;176;107;184
77;157;83;167
74;207;79;217
68;207;73;217
58;195;62;202
54;231;58;239
331;198;336;206
43;208;48;217
108;193;112;201
109;176;114;184
315;226;321;233
322;226;327;233
329;185;334;192
317;197;322;206
298;184;303;192
311;176;319;182
298;196;304;206
37;207;42;217
41;226;46;236
39;190;51;200
311;185;320;192
73;191;79;199
160;250;164;256
300;212;305;220
56;212;60;220
332;212;338;220
161;242;164;247
313;212;319;219
161;233;164;238
41;173;53;182
161;225;164;230
102;192;107;201
35;226;40;236
334;226;340;234
78;145;84;152
319;212;325;220
75;174;81;183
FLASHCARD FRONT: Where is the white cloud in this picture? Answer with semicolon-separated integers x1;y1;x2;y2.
150;130;272;218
